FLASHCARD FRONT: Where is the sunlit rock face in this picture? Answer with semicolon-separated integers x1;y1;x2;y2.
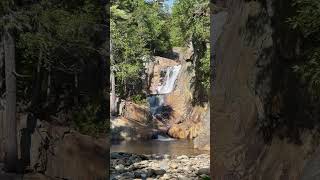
111;116;167;141
122;102;152;124
148;47;209;146
212;0;320;179
111;101;166;141
194;107;210;151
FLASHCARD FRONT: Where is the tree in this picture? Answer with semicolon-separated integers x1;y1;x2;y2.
289;0;320;96
0;0;109;170
110;40;116;115
3;28;17;172
0;30;4;163
111;0;171;101
171;0;210;103
0;0;21;171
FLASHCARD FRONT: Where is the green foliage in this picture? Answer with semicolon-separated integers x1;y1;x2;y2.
111;0;210;102
131;94;147;105
171;0;210;45
202;176;210;180
293;48;320;95
288;0;320;96
288;0;320;37
72;103;108;137
111;0;171;99
199;46;210;89
171;0;210;96
17;0;102;74
2;0;108;135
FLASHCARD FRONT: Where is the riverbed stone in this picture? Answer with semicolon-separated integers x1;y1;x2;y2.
161;174;170;179
170;162;178;169
197;167;210;175
154;169;166;175
177;155;188;160
163;154;171;159
111;153;209;180
115;164;125;173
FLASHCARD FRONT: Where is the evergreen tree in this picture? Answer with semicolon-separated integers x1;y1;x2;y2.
289;0;320;96
111;0;171;100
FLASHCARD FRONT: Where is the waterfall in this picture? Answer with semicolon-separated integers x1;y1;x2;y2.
147;95;165;115
148;64;181;116
156;65;181;94
155;134;175;141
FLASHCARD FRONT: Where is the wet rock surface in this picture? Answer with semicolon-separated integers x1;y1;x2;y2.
110;152;210;180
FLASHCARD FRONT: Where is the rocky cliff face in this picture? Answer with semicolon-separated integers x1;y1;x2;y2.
152;48;210;147
212;0;320;179
144;47;210;150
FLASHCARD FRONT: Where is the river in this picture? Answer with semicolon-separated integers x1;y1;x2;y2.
111;139;209;157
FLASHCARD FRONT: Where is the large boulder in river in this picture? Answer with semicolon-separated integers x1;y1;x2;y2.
122;101;152;124
111;116;166;141
167;102;207;140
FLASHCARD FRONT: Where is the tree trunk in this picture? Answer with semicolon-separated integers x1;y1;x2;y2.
3;30;17;172
110;69;116;115
74;72;78;105
30;51;42;111
110;39;117;116
0;33;5;162
46;65;51;101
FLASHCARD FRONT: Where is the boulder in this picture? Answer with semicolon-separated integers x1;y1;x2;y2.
111;116;166;141
122;102;152;124
21;120;108;180
193;108;210;151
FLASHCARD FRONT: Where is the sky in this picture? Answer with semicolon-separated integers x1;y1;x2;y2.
145;0;175;12
165;0;175;9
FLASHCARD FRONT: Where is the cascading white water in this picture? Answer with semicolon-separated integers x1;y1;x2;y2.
147;64;181;141
148;64;182;116
147;95;165;115
156;65;182;94
155;135;175;141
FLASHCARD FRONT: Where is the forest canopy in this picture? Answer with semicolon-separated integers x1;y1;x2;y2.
110;0;210;103
289;0;320;96
1;0;108;137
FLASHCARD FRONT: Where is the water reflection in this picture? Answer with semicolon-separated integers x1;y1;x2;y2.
111;140;209;157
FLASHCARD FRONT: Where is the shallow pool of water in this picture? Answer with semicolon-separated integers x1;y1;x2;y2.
111;139;209;157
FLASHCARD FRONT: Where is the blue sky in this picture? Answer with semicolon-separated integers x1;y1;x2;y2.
165;0;175;9
145;0;175;11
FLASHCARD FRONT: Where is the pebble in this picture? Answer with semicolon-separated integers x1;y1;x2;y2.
197;167;210;175
115;164;124;171
163;154;171;159
111;152;209;180
177;155;189;160
141;173;147;178
170;163;178;169
154;169;166;175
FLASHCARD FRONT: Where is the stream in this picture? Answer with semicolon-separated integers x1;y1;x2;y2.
110;61;210;180
111;64;208;156
111;139;208;157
